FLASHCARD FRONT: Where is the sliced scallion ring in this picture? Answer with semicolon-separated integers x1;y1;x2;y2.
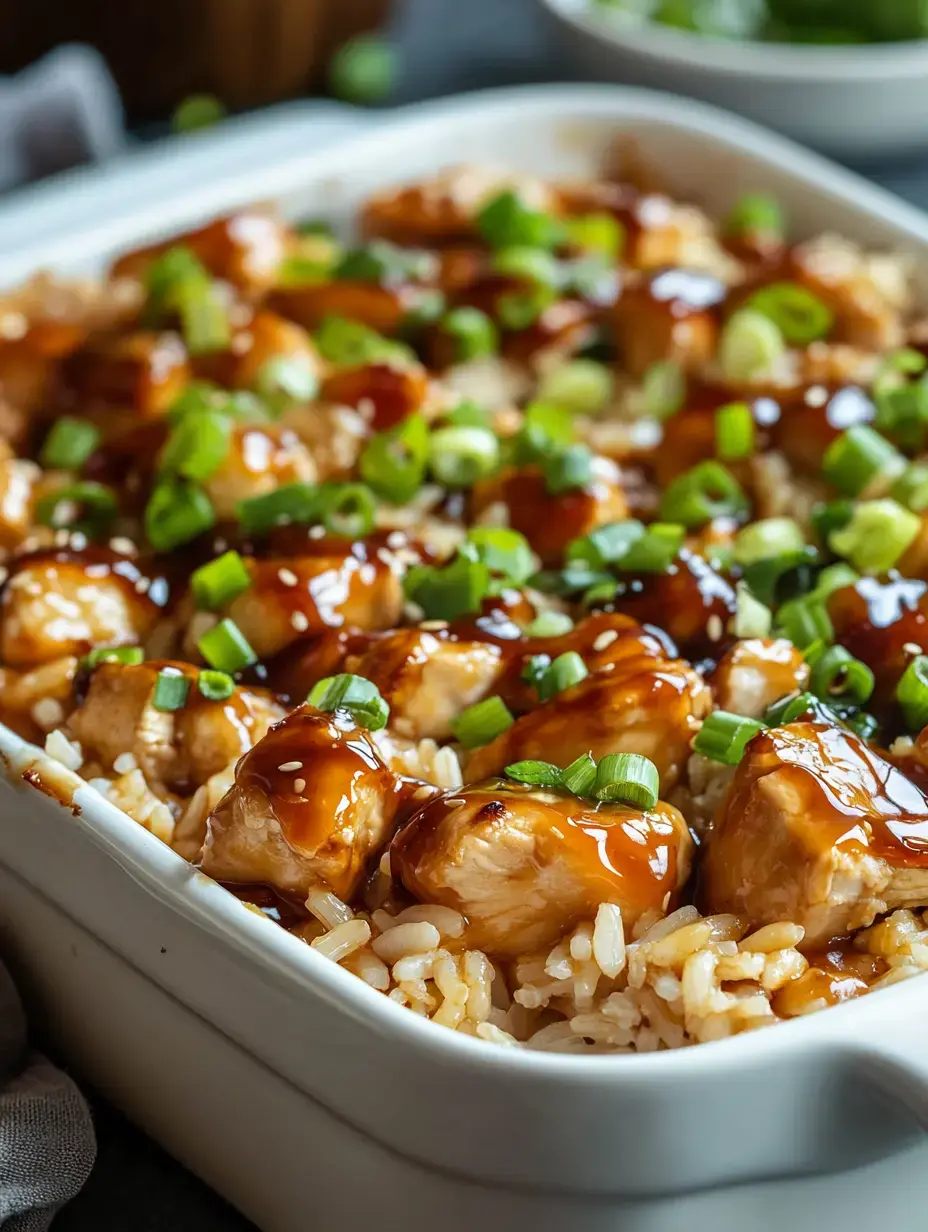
692;711;766;766
152;669;191;713
197;618;257;674
593;752;660;810
504;760;564;789
897;655;928;732
307;673;390;731
450;696;514;749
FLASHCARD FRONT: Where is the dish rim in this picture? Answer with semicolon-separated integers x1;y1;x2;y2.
5;81;928;1083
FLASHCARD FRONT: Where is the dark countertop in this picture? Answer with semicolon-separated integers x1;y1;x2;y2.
38;0;928;1227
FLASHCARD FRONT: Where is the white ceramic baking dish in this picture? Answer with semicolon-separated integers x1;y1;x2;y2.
4;84;928;1225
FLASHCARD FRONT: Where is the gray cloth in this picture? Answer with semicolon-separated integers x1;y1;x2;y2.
0;961;96;1230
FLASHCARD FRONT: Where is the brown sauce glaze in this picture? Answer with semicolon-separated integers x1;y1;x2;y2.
321;363;429;431
827;577;928;706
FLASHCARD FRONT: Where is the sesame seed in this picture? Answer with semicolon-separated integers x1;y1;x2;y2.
109;536;137;556
278;760;303;772
707;615;724;642
420;620;449;632
804;385;829;409
293;778;306;794
31;698;64;730
278;568;298;587
904;642;923;658
593;630;618;652
291;611;310;631
309;525;325;540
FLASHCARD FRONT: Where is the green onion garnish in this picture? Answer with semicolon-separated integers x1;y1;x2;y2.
718;310;785;382
568;520;647;569
746;282;834;345
497;286;555;331
764;691;821;727
144;246;206;316
659;461;748;528
237;482;317;537
733;582;773;638
197;669;236;701
528;650;588;702
145;479;215;552
36;482;117;534
504;760;564;789
172;93;226;134
733;517;806;567
776;595;834;652
537;359;613;416
742;546;819;608
445;400;493;430
191;550;252;612
693;711;766;766
593;752;660;810
529;562;615;597
174;277;231;356
809;645;875;705
307;673;390;731
161;409;232;482
543;444;595;495
893;463;928;514
874;378;928;451
468;527;535;586
328;34;396;105
450;695;514;748
360;415;429;505
515;401;576;463
822;425;906;498
621;523;685;573
152;669;191;713
314;315;413;368
316;483;376;539
811;498;855;543
439;307;499;363
253;355;319;412
563;212;625;258
197;618;257;674
641;360;686;420
335;240;436;286
724;193;784;239
404;547;490;621
715;402;755;461
82;646;144;670
813;563;860;599
40;417;100;470
523;610;574;638
561;752;597;797
429;425;500;488
897;655;928;732
476;189;561;251
828;499;920;574
492;245;561;288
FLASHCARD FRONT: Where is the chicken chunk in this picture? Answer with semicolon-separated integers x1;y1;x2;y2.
0;548;165;668
826;576;928;707
199;423;317;520
200;705;411;900
612;268;723;378
195;310;321;393
467;645;711;792
711;638;810;720
320;362;430;431
391;780;693;956
0;443;38;552
701;722;928;944
57;330;191;422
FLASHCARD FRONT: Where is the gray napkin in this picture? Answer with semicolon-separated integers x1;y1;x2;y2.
0;960;96;1229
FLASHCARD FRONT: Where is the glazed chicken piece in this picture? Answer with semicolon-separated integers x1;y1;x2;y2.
201;705;414;900
710;638;810;720
612;268;724;378
55;330;191;426
391;779;693;957
826;576;928;707
320;361;430;431
198;422;317;520
0;548;166;669
0;442;39;552
67;659;284;794
701;722;928;944
467;643;711;792
470;459;628;567
194;310;321;393
766;384;874;477
270;277;439;339
218;531;411;660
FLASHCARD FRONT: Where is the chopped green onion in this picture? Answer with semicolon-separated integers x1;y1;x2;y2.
237;482;317;536
404;548;490;621
439;307;499;363
529;562;614;597
145;479;215;552
197;618;257;674
873;348;928;402
172;94;226;134
724;193;784;239
659;461;748;528
715;402;755;461
307;673;390;731
562;253;618;301
568;520;646;569
504;760;564;789
335;240;436;286
40;417;100;470
641;360;686;420
811;498;854;543
515;401;576;462
813;563;860;599
897;655;928;732
175;278;231;356
492;246;561;288
476;190;561;251
733;582;773;638
318;483;377;538
718;309;785;382
360;415;429;504
537;359;613;415
777;595;834;652
328;34;396;105
874;376;928;450
893;463;928;514
161;409;231;482
562;213;625;258
314;316;413;368
523;610;574;638
810;645;875;705
693;711;766;765
829;499;920;574
467;527;535;585
543;444;595;495
561;752;597;797
746;282;834;345
764;691;822;727
582;579;619;607
36;482;117;534
152;669;191;713
822;425;906;498
401;288;446;335
620;523;686;573
197;669;235;701
445;401;493;430
253;355;319;412
533;651;588;702
82;646;144;669
742;545;819;608
497;286;555;331
191;550;252;612
733;518;806;566
450;695;514;748
593;752;659;810
144;246;207;317
429;426;500;487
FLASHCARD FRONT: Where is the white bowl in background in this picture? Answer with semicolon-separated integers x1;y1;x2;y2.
541;0;928;160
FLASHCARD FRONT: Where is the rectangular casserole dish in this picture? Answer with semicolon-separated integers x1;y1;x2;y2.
4;83;928;1209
